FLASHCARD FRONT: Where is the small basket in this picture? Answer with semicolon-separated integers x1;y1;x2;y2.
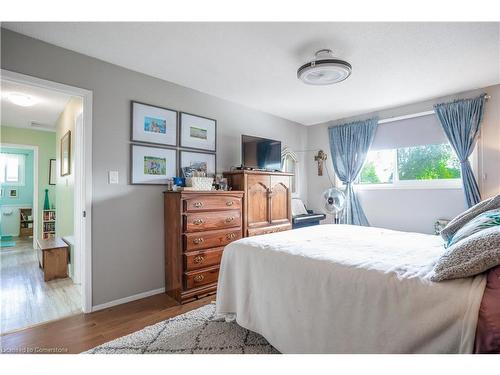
186;177;214;191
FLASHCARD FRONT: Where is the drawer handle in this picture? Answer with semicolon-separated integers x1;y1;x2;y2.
193;202;203;208
193;219;204;225
225;217;235;223
194;274;205;282
225;201;234;206
226;233;236;240
193;238;204;245
193;255;205;264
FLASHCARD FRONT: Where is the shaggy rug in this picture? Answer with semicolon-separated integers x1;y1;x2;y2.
86;303;279;354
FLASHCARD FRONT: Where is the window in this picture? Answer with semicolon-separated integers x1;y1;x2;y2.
397;144;460;181
359;143;461;187
0;153;25;185
359;149;395;184
356;112;463;189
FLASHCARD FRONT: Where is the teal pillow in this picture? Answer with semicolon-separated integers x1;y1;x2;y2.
446;209;500;248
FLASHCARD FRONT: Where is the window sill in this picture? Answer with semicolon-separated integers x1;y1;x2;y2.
354;182;462;191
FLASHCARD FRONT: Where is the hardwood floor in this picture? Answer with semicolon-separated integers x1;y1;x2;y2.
0;237;81;334
0;293;213;354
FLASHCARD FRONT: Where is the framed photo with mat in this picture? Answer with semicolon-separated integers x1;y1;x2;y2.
131;144;177;185
179;150;216;177
179;112;216;152
49;159;56;185
131;101;178;147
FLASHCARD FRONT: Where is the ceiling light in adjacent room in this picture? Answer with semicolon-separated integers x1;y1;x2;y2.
7;92;38;107
297;49;352;86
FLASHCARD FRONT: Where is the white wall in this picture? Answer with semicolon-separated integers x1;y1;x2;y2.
306;85;500;234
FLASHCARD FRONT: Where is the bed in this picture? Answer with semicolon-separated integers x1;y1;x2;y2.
215;224;491;353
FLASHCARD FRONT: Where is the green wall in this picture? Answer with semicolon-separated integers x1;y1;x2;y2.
0;126;56;240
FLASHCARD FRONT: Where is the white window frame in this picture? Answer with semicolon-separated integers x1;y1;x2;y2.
0;152;26;186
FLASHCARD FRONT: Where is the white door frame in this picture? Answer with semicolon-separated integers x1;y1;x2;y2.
0;143;39;247
1;69;94;313
73;113;84;285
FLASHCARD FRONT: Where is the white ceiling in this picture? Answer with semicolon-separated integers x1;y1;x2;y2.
4;22;499;125
1;80;71;131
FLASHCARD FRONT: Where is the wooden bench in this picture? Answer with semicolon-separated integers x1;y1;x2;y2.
36;238;69;281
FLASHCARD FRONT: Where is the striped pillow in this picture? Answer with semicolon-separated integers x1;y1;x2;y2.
446;209;500;248
440;195;500;242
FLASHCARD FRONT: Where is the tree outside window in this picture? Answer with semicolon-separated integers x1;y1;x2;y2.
358;143;461;186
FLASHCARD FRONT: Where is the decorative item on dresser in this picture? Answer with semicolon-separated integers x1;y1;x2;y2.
164;190;244;304
223;170;293;237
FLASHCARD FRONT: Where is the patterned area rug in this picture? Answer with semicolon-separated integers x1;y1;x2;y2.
86;303;279;354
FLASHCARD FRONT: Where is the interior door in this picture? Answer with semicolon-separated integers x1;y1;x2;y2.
270;175;291;225
246;174;271;228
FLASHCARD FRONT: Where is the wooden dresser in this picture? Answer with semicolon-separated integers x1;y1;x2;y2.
164;190;244;304
223;170;293;237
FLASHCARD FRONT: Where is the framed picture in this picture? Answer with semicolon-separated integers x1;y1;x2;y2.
180;150;216;177
131;144;177;185
9;189;18;198
131;101;177;146
49;159;56;185
180;112;216;152
61;130;71;176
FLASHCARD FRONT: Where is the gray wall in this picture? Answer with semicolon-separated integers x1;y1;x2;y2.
306;85;500;234
1;29;308;306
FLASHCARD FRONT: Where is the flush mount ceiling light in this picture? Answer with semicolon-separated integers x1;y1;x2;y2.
297;49;352;86
7;92;38;107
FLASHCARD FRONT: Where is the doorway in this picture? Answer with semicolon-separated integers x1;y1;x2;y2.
1;70;93;333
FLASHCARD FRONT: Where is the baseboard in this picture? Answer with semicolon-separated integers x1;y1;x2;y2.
92;287;166;312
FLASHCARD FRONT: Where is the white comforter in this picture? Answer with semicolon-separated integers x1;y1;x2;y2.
215;225;486;353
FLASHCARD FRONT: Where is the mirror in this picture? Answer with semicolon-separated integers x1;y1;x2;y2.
281;147;299;195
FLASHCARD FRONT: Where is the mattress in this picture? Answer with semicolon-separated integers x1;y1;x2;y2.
216;224;487;353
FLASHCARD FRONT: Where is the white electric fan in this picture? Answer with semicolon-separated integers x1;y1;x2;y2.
321;188;346;224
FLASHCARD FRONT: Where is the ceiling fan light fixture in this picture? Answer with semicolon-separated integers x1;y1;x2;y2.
297;49;352;86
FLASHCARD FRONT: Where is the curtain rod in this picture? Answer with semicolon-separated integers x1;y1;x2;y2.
379;94;491;125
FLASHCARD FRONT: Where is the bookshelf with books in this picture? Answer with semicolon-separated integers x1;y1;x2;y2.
19;208;34;238
43;209;56;239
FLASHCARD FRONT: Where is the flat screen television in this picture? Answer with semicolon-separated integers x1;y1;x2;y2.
241;135;282;171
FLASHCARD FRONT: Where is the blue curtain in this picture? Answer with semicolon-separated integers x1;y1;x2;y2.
434;94;486;208
328;118;378;226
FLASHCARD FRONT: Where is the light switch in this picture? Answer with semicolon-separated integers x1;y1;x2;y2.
108;171;119;184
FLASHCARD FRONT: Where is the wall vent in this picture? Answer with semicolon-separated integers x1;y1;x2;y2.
30;121;55;131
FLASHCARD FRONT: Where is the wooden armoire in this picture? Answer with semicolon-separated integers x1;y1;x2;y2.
223;170;293;237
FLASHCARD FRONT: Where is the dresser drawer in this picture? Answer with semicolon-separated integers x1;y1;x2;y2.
184;247;224;271
183;195;242;212
183;210;241;233
184;266;219;289
247;223;292;237
183;228;242;252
